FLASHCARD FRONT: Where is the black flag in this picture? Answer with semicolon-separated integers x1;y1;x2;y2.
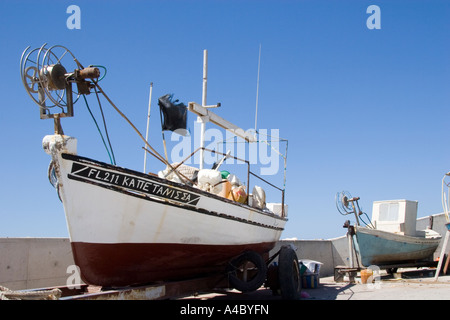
158;94;188;136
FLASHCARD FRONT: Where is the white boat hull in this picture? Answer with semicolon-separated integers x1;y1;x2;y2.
44;135;287;286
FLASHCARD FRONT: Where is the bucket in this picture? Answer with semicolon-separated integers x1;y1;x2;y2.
301;273;319;289
360;269;373;284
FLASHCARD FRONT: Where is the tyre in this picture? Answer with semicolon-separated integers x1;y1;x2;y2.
265;263;281;295
386;268;398;275
278;246;301;299
226;251;267;292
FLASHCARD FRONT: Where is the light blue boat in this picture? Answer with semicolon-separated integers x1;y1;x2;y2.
353;226;441;267
336;194;442;269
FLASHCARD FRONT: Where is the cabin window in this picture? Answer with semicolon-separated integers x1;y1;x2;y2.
378;203;399;222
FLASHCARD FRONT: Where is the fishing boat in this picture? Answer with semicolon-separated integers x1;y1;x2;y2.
336;193;441;269
20;44;296;293
352;226;441;267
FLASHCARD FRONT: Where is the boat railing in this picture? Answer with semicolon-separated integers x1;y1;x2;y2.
161;146;286;217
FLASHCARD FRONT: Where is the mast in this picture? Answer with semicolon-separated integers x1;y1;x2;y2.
194;50;257;170
199;49;208;170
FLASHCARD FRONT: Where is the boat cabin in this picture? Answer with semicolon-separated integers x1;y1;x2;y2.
371;200;418;236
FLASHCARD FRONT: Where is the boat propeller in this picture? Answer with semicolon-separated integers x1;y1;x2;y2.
20;44;100;125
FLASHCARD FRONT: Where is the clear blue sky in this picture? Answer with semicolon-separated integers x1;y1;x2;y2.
1;0;450;240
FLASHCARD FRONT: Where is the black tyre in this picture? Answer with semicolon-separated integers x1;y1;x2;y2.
265;263;281;295
278;246;301;299
226;251;267;293
386;267;398;275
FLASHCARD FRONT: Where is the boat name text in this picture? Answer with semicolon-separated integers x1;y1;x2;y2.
69;163;200;205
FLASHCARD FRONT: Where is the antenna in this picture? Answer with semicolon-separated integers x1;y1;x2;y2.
143;82;153;173
254;44;262;133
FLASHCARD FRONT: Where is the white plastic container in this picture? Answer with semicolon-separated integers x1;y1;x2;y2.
266;203;288;217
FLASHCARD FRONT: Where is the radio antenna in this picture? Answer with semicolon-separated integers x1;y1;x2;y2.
143;82;153;173
254;44;262;134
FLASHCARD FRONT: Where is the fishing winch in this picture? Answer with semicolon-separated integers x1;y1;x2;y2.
20;43;100;125
336;191;363;226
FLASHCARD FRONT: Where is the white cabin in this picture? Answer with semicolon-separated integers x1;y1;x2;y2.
371;200;418;236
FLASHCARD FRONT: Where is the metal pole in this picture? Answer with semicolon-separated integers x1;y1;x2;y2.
348;229;354;268
254;44;261;133
351;201;360;226
202;50;208;107
199;50;208;170
143;83;153;173
434;228;450;281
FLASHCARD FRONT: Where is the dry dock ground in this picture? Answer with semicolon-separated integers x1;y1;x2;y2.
184;268;450;300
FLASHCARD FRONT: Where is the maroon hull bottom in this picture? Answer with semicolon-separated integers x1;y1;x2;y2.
71;242;276;287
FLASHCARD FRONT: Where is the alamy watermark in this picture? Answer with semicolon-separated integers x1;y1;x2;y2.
66;5;81;30
65;5;381;31
66;264;82;289
169;123;283;176
364;265;382;289
366;5;381;30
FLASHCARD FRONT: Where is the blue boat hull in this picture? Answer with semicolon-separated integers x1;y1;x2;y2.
354;226;441;267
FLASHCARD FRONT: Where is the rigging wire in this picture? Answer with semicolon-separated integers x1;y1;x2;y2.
359;211;375;229
93;84;116;165
82;95;115;165
92;82;188;183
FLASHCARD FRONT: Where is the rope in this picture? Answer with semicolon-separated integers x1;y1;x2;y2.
0;285;61;300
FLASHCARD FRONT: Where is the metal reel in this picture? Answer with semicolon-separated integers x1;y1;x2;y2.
335;191;354;215
20;44;84;119
20;46;52;110
38;44;83;112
